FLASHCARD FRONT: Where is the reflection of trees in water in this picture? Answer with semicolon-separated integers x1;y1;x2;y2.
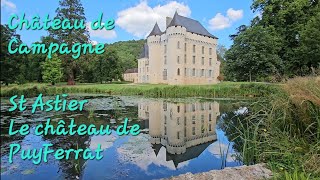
218;109;260;165
0;109;32;156
42;115;91;179
1;123;26;156
40;104;140;179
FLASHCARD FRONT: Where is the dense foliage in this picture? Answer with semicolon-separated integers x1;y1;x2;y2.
49;0;89;85
41;54;63;85
0;23;144;85
225;0;320;82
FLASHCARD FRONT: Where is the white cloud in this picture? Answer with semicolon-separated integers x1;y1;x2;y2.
1;0;17;12
90;40;98;45
116;1;191;38
208;13;231;30
227;8;243;21
208;8;244;31
86;22;117;40
117;134;189;171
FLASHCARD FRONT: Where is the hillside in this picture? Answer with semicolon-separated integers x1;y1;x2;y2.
106;39;145;72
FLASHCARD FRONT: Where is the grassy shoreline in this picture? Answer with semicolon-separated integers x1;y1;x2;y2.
220;77;320;179
0;81;280;98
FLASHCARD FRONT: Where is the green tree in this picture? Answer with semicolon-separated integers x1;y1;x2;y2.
297;11;320;75
93;50;122;83
0;24;26;85
49;0;89;85
251;0;319;76
225;25;283;82
41;54;63;85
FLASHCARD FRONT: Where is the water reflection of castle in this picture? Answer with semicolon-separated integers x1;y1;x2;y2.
138;100;220;167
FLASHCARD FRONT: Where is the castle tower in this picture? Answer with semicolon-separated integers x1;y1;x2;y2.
165;12;187;85
147;23;162;83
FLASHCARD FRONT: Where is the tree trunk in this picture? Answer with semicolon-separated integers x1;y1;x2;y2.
67;70;75;85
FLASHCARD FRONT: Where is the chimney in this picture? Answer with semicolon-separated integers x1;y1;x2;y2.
166;17;173;27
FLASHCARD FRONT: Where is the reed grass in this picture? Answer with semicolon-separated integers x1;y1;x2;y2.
221;76;320;178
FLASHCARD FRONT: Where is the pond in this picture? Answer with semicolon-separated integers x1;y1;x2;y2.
1;95;246;180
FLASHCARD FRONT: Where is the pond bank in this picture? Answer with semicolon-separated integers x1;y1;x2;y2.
0;81;279;98
162;164;272;180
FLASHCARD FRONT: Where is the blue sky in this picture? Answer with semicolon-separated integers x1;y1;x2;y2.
1;0;256;47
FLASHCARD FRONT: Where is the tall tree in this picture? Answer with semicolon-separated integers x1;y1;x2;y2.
296;11;320;75
49;0;89;85
251;0;320;76
225;25;283;82
0;24;24;85
41;54;63;85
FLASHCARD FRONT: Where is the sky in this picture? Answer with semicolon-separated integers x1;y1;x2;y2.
1;0;256;47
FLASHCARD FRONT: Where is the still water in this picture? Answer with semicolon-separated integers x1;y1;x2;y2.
1;95;244;180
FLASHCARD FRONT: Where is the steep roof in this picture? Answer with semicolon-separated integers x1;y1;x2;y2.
139;43;149;59
168;11;217;39
147;23;163;37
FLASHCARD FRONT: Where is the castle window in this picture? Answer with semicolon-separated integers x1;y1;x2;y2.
209;48;212;55
201;57;204;65
164;56;167;65
177;117;180;125
184;68;187;76
201;103;205;110
177;68;180;76
184;54;187;64
209;124;212;131
177;131;180;139
209;70;212;77
202;46;204;54
209;58;212;66
164;45;167;53
201;69;205;76
184;43;187;51
192;115;196;124
192;56;196;64
163;102;167;111
163;69;167;80
192;68;196;76
177;106;180;113
209;113;212;121
184;117;187;125
193;45;196;53
177;56;180;64
177;41;180;49
192;127;195;135
192;104;196;112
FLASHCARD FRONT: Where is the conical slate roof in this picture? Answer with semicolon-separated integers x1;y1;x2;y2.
147;23;163;37
168;11;217;39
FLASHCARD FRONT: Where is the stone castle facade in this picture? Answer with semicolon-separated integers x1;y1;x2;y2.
137;12;220;85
